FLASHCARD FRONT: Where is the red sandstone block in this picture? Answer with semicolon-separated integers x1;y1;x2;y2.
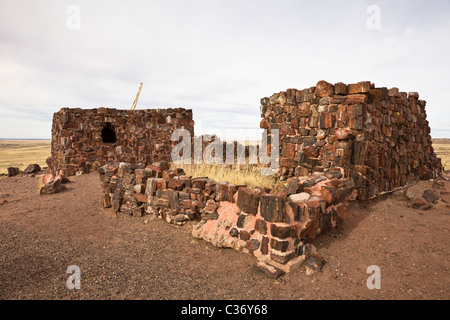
237;188;261;215
282;143;297;159
215;183;228;201
162;170;177;181
303;146;319;158
255;219;268;235
239;230;251;241
269;238;289;252
279;158;297;167
270;223;295;239
335;128;355;140
134;193;148;204
146;166;163;178
204;182;216;195
260;194;287;223
348;82;371;94
226;184;241;203
270;251;295;265
280;123;295;135
252;261;285;279
334;82;348;95
167;178;185;191
192;178;207;189
319;112;334;129
345;94;368;104
300;219;318;241
204;199;218;215
315;80;334;97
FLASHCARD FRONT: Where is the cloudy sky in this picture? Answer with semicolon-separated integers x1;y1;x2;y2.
1;0;449;140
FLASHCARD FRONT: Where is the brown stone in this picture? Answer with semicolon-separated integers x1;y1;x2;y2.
237;188;261;215
255;219;268;235
7;167;19;177
24;164;41;174
40;179;67;195
315;80;334;97
239;230;251;241
270;251;295;264
334;82;348;95
252;261;285;279
260;194;287;223
348;81;371;94
204;199;218;215
303;146;319;158
270;223;293;239
260;236;269;255
270;238;289;252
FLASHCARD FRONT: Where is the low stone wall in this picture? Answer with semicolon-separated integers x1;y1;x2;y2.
99;162;355;273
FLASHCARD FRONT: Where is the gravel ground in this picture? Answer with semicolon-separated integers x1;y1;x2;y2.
0;173;449;300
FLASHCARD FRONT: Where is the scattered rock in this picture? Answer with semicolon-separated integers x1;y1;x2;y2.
229;228;239;238
422;189;440;204
432;180;445;190
40;179;67;195
252;261;285;279
7;167;20;177
304;255;327;272
412;197;433;210
412;198;427;209
24;164;41;174
55;175;71;184
0;199;7;206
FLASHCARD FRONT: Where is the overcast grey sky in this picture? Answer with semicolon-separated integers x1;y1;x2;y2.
0;0;449;140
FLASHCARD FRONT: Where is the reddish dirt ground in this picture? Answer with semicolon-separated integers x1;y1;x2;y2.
0;172;449;300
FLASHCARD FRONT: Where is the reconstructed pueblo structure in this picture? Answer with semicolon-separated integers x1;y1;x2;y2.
49;80;443;277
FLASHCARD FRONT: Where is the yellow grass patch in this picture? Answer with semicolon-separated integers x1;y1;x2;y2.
0;140;51;174
176;163;277;189
433;144;450;171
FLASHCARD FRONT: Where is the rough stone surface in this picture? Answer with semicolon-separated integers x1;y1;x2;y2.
24;164;41;174
260;80;443;200
47;108;194;176
7;167;19;177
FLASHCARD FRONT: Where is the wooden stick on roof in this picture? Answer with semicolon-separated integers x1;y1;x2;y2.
130;82;143;110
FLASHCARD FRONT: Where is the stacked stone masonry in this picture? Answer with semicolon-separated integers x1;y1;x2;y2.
54;79;443;275
99;162;355;273
47;108;194;176
260;80;443;200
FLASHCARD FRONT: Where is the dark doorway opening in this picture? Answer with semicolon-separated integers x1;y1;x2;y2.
102;123;117;143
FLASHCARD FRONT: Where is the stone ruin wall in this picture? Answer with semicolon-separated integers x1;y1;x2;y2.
50;80;443;276
99;162;354;275
95;80;443;275
47;107;194;176
260;80;443;201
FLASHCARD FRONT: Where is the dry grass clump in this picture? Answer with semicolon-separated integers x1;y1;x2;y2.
176;163;276;189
